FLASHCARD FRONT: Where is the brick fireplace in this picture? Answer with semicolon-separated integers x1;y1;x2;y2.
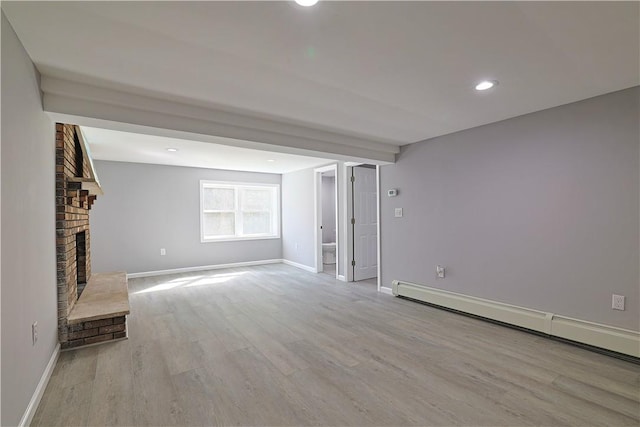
56;123;129;349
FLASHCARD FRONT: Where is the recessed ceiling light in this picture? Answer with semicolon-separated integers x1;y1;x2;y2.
295;0;318;6
475;80;498;91
166;148;178;152
267;159;276;162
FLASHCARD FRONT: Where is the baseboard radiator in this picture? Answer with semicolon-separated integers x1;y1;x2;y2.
392;280;640;358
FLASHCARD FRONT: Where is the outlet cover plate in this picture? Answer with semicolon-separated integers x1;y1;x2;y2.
612;294;625;311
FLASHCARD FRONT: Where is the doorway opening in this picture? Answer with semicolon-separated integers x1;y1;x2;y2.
314;164;339;279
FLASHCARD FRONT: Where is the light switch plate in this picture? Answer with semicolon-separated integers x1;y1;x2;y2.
32;321;38;345
394;208;403;218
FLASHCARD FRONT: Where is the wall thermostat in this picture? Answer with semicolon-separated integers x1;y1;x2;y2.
387;189;398;197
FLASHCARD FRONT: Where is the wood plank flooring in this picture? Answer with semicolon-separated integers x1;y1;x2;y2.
32;264;640;426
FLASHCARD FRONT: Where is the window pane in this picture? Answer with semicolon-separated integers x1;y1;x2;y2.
203;212;235;237
242;189;272;211
203;188;235;210
242;212;271;235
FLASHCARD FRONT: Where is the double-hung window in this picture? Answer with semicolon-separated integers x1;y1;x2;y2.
200;181;280;242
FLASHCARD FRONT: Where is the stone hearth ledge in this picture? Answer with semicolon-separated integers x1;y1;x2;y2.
67;272;130;324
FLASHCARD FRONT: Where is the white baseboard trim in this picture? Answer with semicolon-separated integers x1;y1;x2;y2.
282;259;317;273
379;286;394;295
337;274;346;282
127;259;282;279
19;343;60;427
392;280;640;358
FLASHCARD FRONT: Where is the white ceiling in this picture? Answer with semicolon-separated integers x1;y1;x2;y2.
81;127;333;174
3;1;639;166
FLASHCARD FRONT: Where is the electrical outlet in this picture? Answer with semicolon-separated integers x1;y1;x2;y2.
612;294;625;311
160;248;166;256
32;321;38;345
436;265;445;278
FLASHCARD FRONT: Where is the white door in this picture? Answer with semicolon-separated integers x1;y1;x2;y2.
353;166;377;281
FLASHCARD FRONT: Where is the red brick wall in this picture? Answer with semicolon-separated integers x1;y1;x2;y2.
65;316;126;348
55;123;93;344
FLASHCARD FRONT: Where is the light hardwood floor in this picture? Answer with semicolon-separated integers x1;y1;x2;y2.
33;264;640;426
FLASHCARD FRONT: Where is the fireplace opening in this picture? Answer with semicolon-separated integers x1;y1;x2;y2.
76;231;87;299
74;131;84;177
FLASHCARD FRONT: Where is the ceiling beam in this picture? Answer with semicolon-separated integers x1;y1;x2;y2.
41;76;399;164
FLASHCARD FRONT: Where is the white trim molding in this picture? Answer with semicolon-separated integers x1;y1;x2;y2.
392;280;640;358
127;259;282;279
282;259;318;274
41;76;398;163
19;344;60;427
343;165;354;282
375;165;382;292
380;286;394;295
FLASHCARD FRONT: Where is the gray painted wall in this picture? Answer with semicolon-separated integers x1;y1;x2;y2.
91;161;282;274
282;167;316;268
1;13;58;426
381;87;639;331
322;176;336;243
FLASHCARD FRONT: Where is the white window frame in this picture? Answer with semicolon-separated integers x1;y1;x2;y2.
200;180;280;243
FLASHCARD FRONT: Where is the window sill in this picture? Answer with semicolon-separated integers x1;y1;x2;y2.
201;235;281;243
